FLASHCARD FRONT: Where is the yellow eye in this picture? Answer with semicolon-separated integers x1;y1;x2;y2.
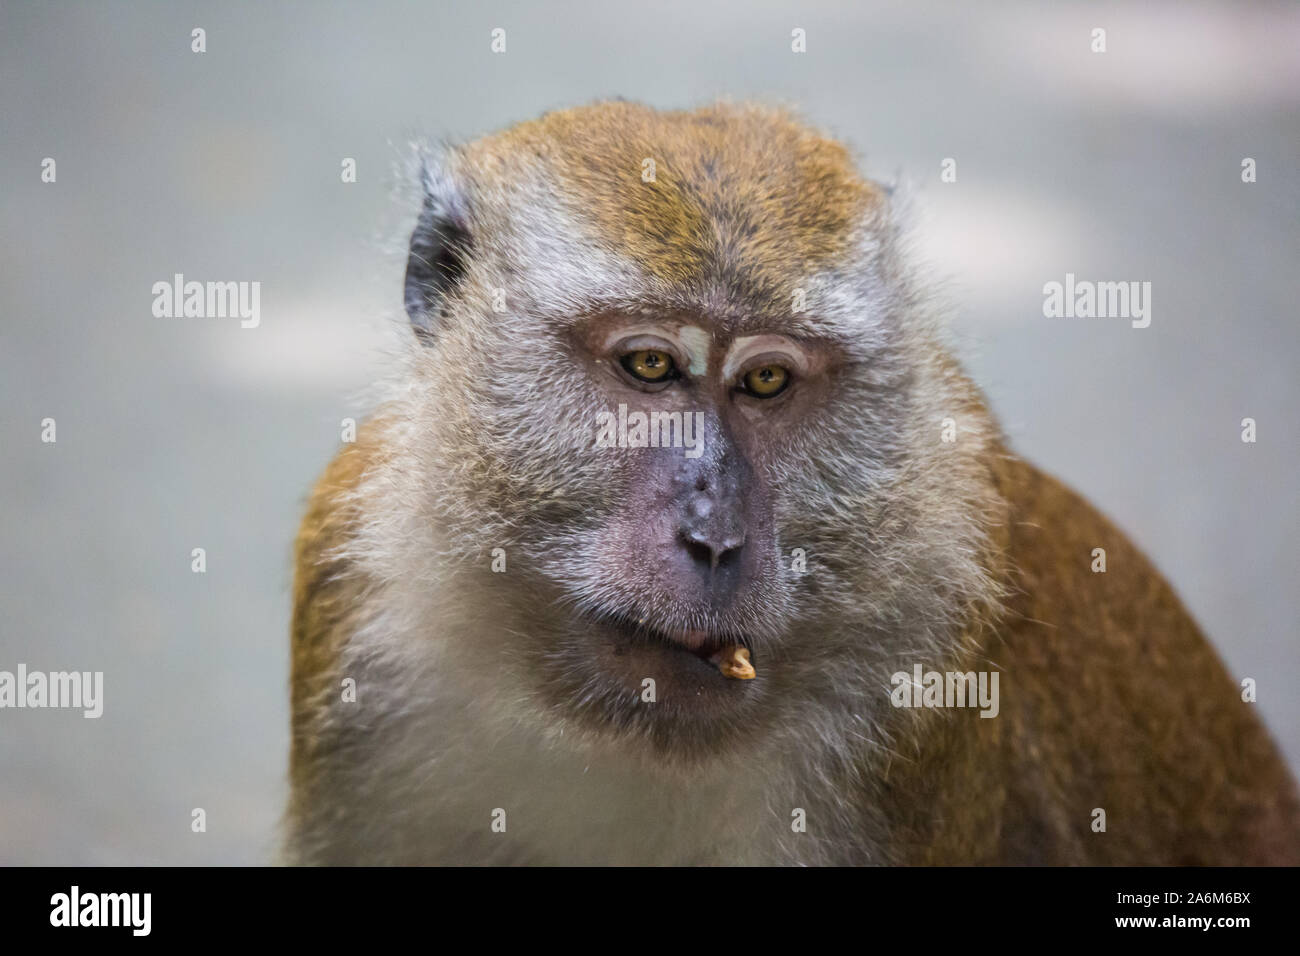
742;364;789;398
621;349;675;383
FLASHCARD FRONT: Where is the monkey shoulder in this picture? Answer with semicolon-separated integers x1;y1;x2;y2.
986;451;1300;863
289;422;392;793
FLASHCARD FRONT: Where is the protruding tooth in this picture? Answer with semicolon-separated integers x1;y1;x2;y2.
711;645;755;680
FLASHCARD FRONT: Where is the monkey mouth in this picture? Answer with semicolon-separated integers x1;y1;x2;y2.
555;611;767;737
602;617;757;679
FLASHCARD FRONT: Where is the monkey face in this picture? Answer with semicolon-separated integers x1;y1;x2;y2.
541;316;822;728
396;103;973;760
426;311;842;756
569;317;823;639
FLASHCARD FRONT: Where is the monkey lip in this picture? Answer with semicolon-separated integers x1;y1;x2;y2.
588;612;758;682
658;627;755;671
608;618;753;666
670;628;715;652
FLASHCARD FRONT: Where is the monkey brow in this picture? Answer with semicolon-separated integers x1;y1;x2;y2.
727;313;857;343
567;302;859;348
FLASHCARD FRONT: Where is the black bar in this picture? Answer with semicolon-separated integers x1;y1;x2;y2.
0;866;1288;941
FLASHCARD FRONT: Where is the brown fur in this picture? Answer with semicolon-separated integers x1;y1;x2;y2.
877;452;1300;864
287;435;371;828
470;102;878;285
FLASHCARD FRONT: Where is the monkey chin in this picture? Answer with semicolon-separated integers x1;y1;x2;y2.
539;616;770;764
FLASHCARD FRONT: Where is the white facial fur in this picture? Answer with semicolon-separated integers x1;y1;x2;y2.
678;325;711;375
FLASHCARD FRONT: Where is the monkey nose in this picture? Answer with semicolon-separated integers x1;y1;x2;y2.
679;496;746;572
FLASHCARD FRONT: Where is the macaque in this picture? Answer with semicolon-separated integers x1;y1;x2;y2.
287;101;1300;864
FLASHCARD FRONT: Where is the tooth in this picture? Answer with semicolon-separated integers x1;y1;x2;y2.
711;645;755;680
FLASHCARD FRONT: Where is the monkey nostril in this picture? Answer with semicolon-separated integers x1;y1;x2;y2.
715;536;745;568
682;536;716;568
681;530;745;572
695;475;709;492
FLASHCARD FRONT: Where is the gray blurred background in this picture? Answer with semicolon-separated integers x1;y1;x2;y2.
1;0;1297;864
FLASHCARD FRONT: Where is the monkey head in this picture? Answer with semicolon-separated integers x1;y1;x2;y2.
391;102;998;762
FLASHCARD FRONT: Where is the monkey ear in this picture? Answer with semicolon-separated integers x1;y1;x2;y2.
404;156;473;340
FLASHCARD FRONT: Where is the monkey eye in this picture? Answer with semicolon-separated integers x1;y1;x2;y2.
740;363;790;399
621;349;677;383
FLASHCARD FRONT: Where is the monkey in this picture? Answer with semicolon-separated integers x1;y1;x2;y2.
285;100;1300;865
